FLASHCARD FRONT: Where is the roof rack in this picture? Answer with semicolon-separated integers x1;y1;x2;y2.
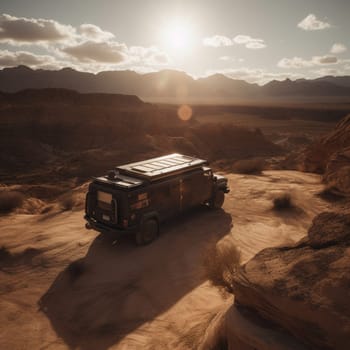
116;153;207;181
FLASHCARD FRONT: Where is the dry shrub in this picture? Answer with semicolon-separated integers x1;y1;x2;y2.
318;185;345;202
59;194;75;211
203;240;241;294
40;205;54;214
232;158;265;175
273;192;293;210
19;197;46;214
0;191;24;213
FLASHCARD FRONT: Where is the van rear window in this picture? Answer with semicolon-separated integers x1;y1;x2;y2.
97;191;112;203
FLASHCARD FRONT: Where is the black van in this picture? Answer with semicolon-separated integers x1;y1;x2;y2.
85;154;229;245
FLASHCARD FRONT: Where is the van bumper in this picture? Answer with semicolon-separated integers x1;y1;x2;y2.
84;215;137;236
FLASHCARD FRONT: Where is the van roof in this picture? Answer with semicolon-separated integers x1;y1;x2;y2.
116;153;207;181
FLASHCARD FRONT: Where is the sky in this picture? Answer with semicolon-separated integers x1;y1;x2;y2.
0;0;349;84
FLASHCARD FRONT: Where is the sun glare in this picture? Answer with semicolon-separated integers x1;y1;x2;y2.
162;18;194;52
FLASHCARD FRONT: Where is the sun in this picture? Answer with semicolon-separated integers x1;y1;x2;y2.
162;18;194;51
166;24;188;49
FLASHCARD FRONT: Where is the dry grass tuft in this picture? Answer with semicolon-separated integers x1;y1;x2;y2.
317;185;345;202
203;240;241;294
273;192;293;210
59;194;76;211
232;158;265;175
0;191;24;213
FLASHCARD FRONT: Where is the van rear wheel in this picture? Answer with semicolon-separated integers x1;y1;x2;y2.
210;190;225;209
135;219;158;245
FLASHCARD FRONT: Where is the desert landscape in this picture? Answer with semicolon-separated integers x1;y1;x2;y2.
1;87;349;349
1;1;350;349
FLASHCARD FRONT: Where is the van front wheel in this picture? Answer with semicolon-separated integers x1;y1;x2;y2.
135;219;158;245
209;190;225;209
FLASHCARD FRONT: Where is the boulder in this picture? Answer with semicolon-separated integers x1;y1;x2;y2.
323;147;350;195
232;212;350;349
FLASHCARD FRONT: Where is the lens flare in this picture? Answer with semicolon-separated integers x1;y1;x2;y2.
177;104;192;121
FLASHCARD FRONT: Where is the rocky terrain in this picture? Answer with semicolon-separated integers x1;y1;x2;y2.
204;211;350;350
0;89;284;186
201;114;350;350
0;171;330;349
298;114;350;196
1;89;349;349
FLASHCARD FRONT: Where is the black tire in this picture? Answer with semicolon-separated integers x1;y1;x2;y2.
135;219;158;245
210;190;225;209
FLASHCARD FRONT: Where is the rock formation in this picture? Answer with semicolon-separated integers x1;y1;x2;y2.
230;211;350;349
299;114;350;195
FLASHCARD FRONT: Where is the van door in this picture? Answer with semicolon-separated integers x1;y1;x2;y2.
180;171;212;210
151;181;180;220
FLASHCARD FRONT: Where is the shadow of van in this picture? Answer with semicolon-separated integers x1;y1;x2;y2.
39;207;232;350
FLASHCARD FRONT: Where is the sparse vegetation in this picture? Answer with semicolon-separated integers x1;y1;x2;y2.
59;194;75;211
0;191;24;213
40;205;54;214
273;192;293;210
232;158;265;174
203;240;241;294
318;185;345;202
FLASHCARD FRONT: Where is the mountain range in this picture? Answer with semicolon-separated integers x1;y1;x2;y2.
0;66;350;102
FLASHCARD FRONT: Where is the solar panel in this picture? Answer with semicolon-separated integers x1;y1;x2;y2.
116;153;207;181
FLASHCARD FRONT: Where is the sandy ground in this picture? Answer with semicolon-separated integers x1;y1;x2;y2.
0;171;329;350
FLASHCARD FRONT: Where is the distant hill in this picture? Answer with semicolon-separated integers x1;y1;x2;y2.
261;78;350;97
0;88;144;107
313;76;350;88
0;66;350;101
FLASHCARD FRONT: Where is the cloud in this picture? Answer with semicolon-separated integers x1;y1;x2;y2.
0;49;61;69
219;56;244;62
0;13;75;44
278;55;338;68
330;43;347;54
62;40;127;63
297;14;331;31
0;13;123;47
233;35;266;49
311;68;340;76
0;13;170;69
245;41;266;49
62;41;170;67
203;34;266;49
128;46;169;65
78;24;115;41
318;55;337;64
202;35;233;47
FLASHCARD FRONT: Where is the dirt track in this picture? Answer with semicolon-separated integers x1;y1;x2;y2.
0;171;329;349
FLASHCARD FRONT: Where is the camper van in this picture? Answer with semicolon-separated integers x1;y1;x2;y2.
84;153;229;245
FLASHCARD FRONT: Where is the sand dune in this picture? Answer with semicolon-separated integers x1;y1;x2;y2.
0;170;329;349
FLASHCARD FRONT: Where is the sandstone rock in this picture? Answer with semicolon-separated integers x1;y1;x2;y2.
232;212;350;350
323;147;350;195
298;114;350;195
